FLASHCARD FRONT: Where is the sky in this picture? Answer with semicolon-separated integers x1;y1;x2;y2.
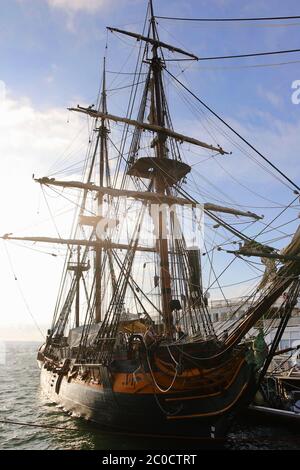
0;0;300;340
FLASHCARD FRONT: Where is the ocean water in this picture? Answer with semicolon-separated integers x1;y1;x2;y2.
0;341;299;450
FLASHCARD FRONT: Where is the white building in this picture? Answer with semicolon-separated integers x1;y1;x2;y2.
210;296;300;351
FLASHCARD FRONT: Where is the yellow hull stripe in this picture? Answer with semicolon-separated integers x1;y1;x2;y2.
166;382;249;420
165;358;245;401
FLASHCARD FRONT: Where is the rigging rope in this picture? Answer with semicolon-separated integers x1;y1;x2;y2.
253;195;300;240
2;241;45;339
145;346;179;394
187;60;300;71
155;15;300;22
166;68;300;193
169;73;296;197
195;48;300;62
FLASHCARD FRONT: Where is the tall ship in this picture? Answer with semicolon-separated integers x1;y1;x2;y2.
3;1;300;438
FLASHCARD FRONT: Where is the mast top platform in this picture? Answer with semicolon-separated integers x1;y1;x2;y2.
127;157;191;186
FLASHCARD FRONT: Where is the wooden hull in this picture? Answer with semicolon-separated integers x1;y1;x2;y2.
39;348;257;438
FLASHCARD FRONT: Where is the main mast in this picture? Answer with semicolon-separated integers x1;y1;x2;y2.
95;58;108;323
148;2;173;335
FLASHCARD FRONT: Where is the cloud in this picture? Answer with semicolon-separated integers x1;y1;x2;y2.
47;0;111;13
182;107;300;187
0;80;5;102
0;82;89;334
257;85;283;109
46;0;126;33
44;64;58;85
226;112;300;182
45;74;54;84
0;80;90;240
0;84;86;186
